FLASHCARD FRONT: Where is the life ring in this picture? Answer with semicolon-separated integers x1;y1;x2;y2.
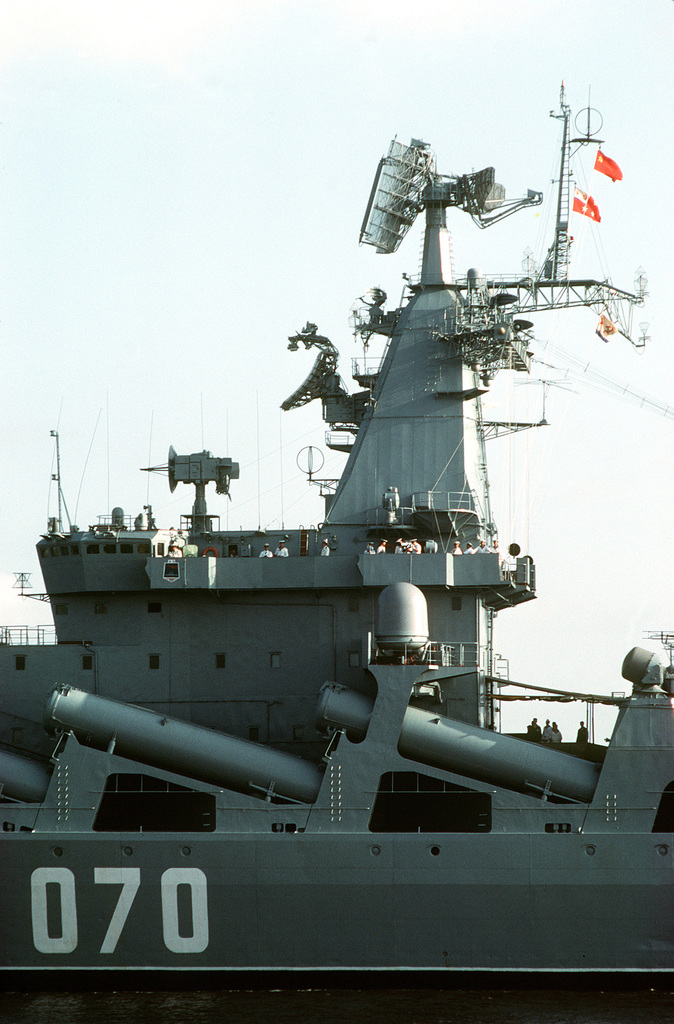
201;546;220;558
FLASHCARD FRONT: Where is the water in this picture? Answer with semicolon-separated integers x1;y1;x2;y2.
0;988;673;1024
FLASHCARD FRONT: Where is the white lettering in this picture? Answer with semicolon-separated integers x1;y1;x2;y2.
31;867;78;954
94;867;141;953
30;865;210;955
160;867;209;953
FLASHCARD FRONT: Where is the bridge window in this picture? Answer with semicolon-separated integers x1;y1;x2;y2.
149;654;160;670
15;656;25;671
215;653;226;669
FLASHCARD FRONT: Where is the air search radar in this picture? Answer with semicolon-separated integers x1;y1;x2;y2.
359;138;543;254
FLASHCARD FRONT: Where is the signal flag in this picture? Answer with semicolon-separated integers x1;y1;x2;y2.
573;187;601;223
596;313;618;343
594;150;623;182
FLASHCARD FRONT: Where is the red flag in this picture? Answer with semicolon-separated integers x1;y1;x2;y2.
596;313;618;342
573;187;601;223
594;150;623;182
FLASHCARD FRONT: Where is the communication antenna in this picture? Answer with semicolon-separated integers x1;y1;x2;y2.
296;446;324;482
645;632;674;668
12;571;49;602
48;430;73;533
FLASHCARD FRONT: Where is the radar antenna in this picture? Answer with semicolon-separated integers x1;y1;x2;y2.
142;447;239;533
281;323;346;411
359;136;542;286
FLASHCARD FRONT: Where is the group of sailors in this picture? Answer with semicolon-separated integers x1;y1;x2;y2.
259;538;332;557
526;718;590;745
364;538;439;555
452;539;498;556
259;540;289;557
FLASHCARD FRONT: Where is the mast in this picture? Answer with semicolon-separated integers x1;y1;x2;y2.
543;82;572;280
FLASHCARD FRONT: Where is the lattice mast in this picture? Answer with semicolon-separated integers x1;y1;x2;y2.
543;82;572;280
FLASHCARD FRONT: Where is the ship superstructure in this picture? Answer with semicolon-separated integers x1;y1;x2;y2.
0;89;671;976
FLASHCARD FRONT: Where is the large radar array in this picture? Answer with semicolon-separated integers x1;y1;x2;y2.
359;137;543;255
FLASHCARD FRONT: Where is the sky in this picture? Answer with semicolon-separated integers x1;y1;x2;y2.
1;0;672;740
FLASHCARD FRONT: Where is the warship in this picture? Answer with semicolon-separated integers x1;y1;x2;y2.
1;88;672;977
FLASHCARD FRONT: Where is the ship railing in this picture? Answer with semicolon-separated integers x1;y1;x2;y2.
499;556;535;588
411;490;480;514
93;514;134;531
325;431;355;451
372;640;480;668
351;355;384;380
0;625;57;646
365;506;417;528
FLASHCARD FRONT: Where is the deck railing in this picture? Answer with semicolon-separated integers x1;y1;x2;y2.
0;625;57;646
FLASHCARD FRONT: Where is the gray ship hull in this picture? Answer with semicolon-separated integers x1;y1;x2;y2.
2;831;672;972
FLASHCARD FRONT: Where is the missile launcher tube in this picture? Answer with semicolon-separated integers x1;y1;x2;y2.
317;683;599;803
0;748;52;803
45;686;323;804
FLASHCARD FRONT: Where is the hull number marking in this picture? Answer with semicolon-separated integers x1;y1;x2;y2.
30;867;209;954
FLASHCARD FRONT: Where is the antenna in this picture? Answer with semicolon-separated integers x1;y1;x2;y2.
541;82;605;281
144;447;240;533
48;429;73;533
50;430;64;532
281;323;344;411
359;137;543;286
359;139;434;253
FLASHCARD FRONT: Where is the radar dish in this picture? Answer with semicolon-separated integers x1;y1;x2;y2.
359;139;434;254
167;446;177;493
463;168;505;216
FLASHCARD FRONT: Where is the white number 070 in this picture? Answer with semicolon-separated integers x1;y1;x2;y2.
30;866;209;954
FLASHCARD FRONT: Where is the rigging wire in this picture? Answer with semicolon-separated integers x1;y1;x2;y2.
533;344;674;419
74;410;102;528
146;410;154;508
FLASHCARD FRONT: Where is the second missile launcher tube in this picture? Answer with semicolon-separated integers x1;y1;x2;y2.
317;683;600;804
0;749;52;803
45;685;324;804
